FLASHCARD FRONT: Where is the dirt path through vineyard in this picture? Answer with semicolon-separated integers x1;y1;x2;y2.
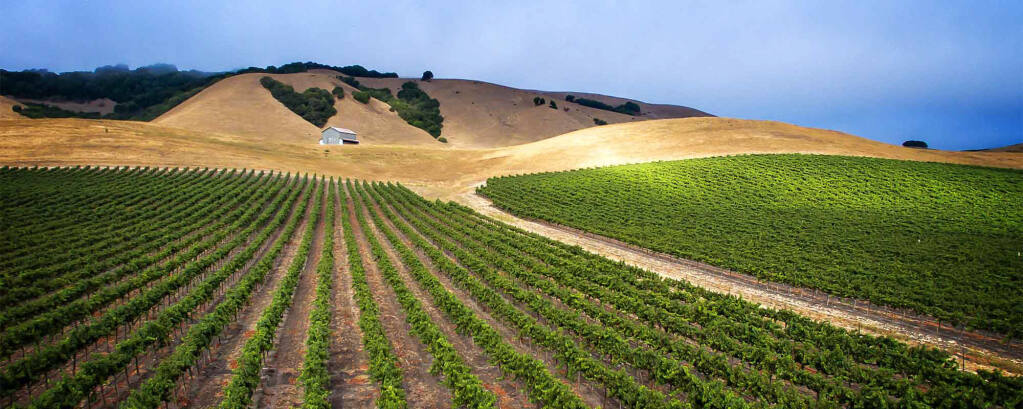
257;183;327;408
344;185;452;408
181;185;314;408
460;190;1023;375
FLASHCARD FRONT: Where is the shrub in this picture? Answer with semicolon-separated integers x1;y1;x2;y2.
352;90;371;104
618;101;641;115
364;87;393;102
903;140;928;149
336;78;444;136
565;95;575;102
13;102;101;119
533;96;546;106
438;137;447;143
549;101;558;109
593;118;608;126
331;86;344;99
393;81;444;137
572;97;642;116
338;76;361;88
421;71;434;81
260;76;336;127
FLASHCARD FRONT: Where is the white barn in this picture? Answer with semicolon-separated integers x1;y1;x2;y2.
320;126;359;145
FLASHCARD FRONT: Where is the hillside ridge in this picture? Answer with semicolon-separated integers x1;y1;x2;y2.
154;70;710;148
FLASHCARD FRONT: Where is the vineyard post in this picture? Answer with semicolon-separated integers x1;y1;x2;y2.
959;328;965;371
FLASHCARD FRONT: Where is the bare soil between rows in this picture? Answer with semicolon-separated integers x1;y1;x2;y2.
180;189;315;408
257;184;328;409
362;189;535;408
378;196;611;408
343;185;452;408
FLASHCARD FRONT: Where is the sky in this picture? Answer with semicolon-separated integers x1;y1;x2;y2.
1;0;1021;150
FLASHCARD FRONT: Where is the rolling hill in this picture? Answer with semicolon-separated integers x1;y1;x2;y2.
2;116;1018;201
353;76;711;148
154;72;440;146
153;69;710;148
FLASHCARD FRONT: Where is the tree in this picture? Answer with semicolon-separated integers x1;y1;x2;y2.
332;86;344;99
549;101;558;109
421;71;434;81
565;95;575;102
903;140;928;149
533;96;546;106
618;101;641;115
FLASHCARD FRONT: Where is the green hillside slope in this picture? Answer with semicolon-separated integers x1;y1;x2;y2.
480;154;1023;337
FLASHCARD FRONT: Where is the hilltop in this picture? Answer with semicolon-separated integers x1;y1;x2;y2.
154;69;711;148
352;75;710;148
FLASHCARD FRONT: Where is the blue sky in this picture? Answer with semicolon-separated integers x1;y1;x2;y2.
2;1;1020;150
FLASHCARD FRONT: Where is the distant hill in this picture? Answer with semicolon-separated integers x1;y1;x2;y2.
155;69;711;148
982;143;1023;153
153;72;438;146
3;62;712;148
353;76;711;148
0;62;397;121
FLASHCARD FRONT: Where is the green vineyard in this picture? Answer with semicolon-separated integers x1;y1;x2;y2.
0;166;1020;408
478;154;1023;338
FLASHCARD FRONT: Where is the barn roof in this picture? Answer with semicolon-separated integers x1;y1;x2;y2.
325;126;357;135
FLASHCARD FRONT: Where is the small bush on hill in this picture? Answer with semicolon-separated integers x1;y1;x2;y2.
338;76;361;88
332;86;344;99
617;101;641;115
337;75;391;101
549;101;558;109
352;90;371;104
573;97;642;116
364;87;394;102
421;71;434;81
533;96;546;106
565;95;575;102
593;118;608;125
903;140;928;149
13;102;101;119
438;137;447;143
260;76;336;127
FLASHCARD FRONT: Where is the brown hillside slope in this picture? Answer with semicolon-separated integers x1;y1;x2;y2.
985;143;1023;153
0;96;25;119
154;72;438;146
2;117;1019;201
155;70;710;148
487;117;1023;174
355;77;711;148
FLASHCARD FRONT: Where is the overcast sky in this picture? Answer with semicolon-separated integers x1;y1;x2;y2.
2;0;1020;150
